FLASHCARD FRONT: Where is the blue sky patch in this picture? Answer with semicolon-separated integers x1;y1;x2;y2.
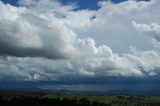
1;0;151;10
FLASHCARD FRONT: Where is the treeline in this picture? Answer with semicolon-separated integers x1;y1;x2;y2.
0;95;106;106
0;91;160;106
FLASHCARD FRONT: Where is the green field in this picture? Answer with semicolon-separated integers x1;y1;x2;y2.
43;94;160;106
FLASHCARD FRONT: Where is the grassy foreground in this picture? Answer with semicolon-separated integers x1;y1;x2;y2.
0;90;160;106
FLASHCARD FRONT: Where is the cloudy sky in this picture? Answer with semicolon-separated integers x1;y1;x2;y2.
0;0;160;92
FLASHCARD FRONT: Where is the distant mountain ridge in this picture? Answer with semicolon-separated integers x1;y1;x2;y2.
1;87;160;96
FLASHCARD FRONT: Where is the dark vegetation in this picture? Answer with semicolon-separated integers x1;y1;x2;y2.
0;90;160;106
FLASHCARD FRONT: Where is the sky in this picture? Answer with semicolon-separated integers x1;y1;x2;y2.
0;0;160;92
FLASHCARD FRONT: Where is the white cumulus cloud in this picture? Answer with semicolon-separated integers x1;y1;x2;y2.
0;0;160;82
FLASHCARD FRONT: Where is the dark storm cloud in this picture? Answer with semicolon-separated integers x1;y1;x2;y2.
1;77;160;94
0;43;66;59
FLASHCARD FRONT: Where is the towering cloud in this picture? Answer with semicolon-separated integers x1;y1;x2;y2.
0;1;77;59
